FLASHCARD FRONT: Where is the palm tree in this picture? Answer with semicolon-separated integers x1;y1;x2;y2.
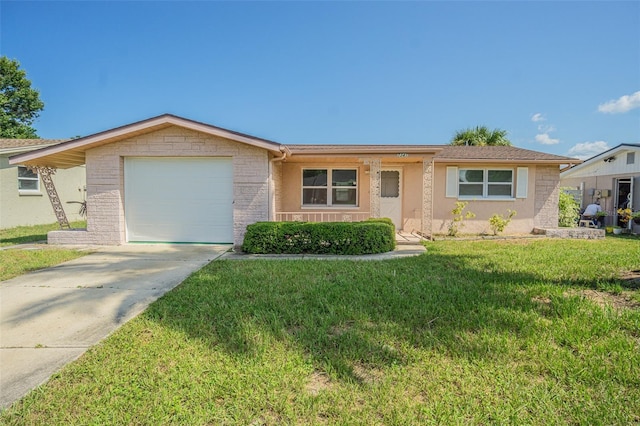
450;126;511;146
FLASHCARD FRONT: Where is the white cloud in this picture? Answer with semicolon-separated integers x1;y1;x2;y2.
567;141;611;160
597;91;640;114
537;124;555;133
531;113;545;122
535;133;560;145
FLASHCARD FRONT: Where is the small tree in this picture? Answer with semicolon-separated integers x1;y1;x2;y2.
558;189;580;227
448;201;476;236
0;56;45;138
488;210;517;235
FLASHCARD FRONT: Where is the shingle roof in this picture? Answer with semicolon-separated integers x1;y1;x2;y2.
434;145;579;163
286;144;442;155
0;139;69;150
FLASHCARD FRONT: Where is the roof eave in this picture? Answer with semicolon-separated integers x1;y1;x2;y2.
1;144;60;156
9;114;284;168
286;147;443;156
434;158;581;165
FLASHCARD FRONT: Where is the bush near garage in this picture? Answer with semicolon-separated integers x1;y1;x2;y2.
242;219;396;255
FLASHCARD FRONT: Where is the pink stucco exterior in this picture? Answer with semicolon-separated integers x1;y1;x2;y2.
9;115;575;246
431;164;560;234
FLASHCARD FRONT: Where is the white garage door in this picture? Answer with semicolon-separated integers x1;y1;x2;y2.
124;157;233;243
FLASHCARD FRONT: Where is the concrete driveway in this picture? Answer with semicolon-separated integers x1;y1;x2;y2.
0;244;229;409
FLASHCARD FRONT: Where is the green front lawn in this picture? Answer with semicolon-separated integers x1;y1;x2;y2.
0;222;88;281
2;237;639;424
0;249;88;282
0;221;86;247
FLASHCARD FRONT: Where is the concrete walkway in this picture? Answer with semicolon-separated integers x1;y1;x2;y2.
0;244;229;409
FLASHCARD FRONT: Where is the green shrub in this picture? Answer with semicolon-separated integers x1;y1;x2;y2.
242;220;396;254
559;189;580;227
366;217;395;226
488;209;516;235
448;201;476;236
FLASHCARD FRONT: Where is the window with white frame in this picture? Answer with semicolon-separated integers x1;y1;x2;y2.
458;168;513;198
302;168;357;207
18;166;40;192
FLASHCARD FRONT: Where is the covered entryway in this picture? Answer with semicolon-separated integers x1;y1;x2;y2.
124;157;233;243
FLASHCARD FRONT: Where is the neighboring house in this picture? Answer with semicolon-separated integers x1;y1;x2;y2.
1;139;86;229
9;114;578;246
560;143;640;231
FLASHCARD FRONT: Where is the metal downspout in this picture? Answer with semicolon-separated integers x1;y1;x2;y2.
269;147;289;221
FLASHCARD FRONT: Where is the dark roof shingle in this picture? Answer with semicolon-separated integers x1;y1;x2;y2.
434;145;578;162
0;139;69;150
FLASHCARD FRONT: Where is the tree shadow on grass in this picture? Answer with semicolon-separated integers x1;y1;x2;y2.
142;246;639;384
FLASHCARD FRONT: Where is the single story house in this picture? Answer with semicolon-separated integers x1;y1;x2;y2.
9;114;579;246
1;139;86;229
560;143;640;231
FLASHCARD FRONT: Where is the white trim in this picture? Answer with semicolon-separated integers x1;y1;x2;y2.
457;167;514;199
301;167;358;208
17;165;40;192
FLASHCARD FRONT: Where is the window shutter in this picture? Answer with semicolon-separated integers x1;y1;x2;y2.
516;167;528;198
446;167;458;198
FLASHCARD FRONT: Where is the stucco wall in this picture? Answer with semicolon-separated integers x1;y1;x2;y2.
431;163;551;234
0;155;86;229
50;126;270;246
278;160;432;232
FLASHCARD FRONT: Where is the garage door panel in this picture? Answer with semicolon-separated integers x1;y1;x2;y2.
125;158;233;243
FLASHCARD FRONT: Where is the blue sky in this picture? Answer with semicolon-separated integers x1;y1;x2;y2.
2;1;639;159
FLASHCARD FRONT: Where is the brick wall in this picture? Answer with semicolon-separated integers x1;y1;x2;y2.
534;165;560;227
50;126;270;246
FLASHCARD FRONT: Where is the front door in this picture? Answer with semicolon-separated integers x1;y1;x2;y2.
380;169;402;230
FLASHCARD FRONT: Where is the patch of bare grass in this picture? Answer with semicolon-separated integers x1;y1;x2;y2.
306;372;333;395
569;289;640;310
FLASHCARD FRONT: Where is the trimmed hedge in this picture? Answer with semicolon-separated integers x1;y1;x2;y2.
242;220;396;255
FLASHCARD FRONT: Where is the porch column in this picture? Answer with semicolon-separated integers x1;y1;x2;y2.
28;165;71;229
365;158;382;218
421;158;434;238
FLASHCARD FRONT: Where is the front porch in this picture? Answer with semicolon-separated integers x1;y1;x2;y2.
272;147;438;239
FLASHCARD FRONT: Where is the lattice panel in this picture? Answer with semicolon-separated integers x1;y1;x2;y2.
422;159;433;238
365;158;382;218
28;166;70;229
